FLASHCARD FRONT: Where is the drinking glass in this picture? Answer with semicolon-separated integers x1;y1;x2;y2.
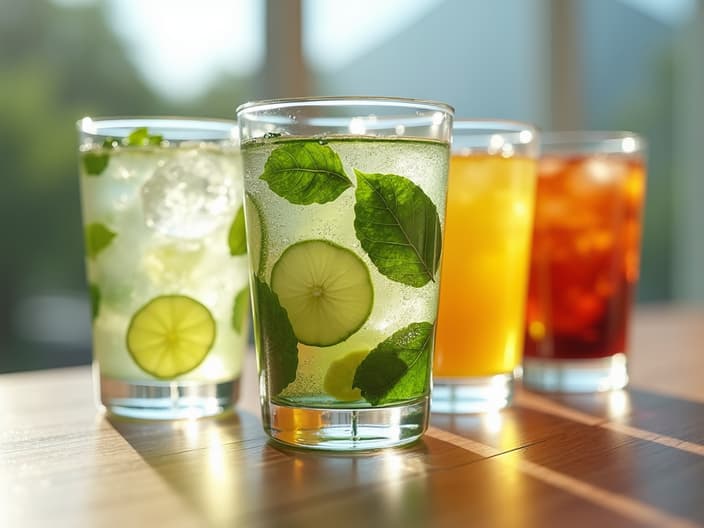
77;117;249;419
237;97;453;450
432;120;538;413
522;131;646;392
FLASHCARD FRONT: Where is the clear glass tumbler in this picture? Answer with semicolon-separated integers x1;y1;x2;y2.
432;120;538;413
77;117;249;419
237;97;453;450
522;131;647;392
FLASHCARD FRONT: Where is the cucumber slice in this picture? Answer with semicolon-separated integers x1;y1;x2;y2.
126;295;215;379
324;350;369;401
270;240;373;347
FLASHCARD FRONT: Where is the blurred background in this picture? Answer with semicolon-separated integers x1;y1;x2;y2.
1;0;702;373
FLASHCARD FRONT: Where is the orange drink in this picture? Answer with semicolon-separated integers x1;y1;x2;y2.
433;121;538;413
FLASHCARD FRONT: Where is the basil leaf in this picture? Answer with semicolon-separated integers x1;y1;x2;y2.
232;286;250;334
253;275;298;396
228;204;247;256
89;283;101;321
260;141;352;205
353;169;442;288
84;222;117;259
124;127;163;147
353;322;433;406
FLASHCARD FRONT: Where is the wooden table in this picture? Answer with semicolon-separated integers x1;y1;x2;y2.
2;305;703;527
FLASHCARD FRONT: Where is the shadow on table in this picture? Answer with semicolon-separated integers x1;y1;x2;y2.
516;385;704;445
257;439;434;527
106;410;439;527
107;408;267;525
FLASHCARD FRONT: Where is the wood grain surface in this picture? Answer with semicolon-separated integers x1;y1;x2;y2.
1;305;703;527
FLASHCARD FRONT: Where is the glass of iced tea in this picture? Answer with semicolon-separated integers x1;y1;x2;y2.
433;120;538;413
522;131;646;392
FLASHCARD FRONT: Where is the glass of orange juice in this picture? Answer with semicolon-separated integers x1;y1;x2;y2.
433;120;538;413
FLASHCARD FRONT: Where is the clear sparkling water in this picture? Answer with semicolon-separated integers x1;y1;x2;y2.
242;136;449;407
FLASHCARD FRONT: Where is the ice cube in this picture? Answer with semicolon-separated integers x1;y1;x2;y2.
574;158;627;189
141;150;234;239
141;239;205;287
538;156;567;178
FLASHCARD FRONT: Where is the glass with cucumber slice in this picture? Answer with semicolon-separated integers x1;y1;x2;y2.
238;97;453;450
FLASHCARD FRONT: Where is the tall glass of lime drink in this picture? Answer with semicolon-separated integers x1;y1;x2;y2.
237;97;453;450
77;117;249;419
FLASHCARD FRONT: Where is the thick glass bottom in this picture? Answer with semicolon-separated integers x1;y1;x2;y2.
263;396;429;451
97;368;240;420
522;353;628;393
432;373;515;414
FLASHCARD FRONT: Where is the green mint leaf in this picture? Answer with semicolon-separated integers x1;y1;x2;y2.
124;127;163;147
84;222;117;259
245;192;267;276
353;170;442;288
80;139;119;176
89;283;101;321
353;322;434;406
253;275;298;395
260;141;352;205
232;286;250;334
228;205;247;256
82;151;110;176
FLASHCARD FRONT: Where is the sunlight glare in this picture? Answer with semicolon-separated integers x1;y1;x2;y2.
106;0;264;100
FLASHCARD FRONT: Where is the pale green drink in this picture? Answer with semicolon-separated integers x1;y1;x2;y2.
238;98;454;450
78;118;249;419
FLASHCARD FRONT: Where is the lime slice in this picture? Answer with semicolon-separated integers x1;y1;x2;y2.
271;239;373;347
324;350;369;401
126;295;216;379
245;192;267;275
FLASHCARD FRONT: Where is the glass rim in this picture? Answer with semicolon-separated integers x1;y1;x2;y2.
76;116;237;135
452;118;539;156
540;130;646;152
453;118;537;135
453;118;538;145
236;95;455;116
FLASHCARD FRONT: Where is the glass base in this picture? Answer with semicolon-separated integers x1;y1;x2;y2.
431;373;515;413
263;396;429;451
98;371;240;420
522;353;628;393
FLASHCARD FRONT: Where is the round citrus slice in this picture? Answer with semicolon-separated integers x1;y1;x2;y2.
126;294;216;379
324;350;369;401
245;192;267;275
270;239;373;347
